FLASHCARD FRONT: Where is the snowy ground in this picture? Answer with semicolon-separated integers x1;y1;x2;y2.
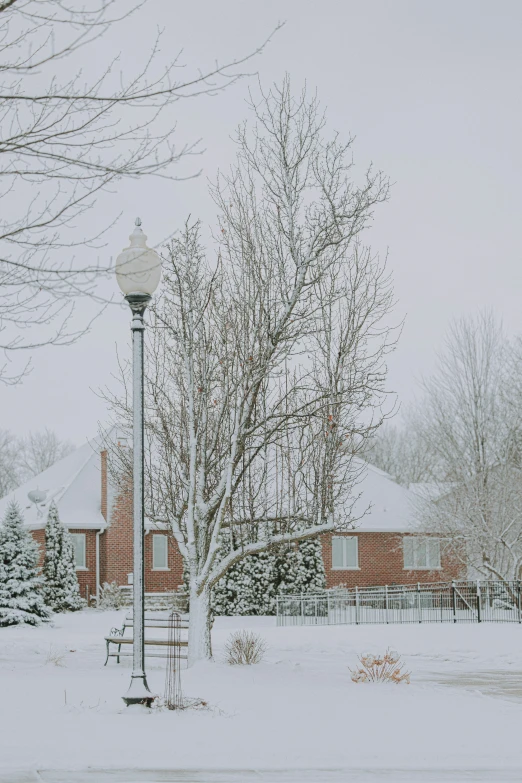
1;611;522;782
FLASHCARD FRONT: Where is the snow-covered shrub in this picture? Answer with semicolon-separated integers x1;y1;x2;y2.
212;549;278;616
42;502;84;612
212;538;326;616
276;539;326;596
98;581;128;610
350;649;410;684
224;630;267;665
0;501;51;626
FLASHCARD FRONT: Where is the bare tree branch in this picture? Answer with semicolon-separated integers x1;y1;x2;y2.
413;312;522;585
0;0;280;380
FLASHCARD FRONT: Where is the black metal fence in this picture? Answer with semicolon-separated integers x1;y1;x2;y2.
276;580;522;626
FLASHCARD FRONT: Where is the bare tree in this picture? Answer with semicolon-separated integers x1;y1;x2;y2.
0;429;19;497
0;426;74;495
0;0;278;380
106;79;395;663
18;429;75;481
414;312;522;583
361;408;439;486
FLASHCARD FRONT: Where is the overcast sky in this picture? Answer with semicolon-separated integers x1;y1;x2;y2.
1;0;521;445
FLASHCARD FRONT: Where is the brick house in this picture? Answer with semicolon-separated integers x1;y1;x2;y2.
322;465;460;588
0;434;460;603
0;432;184;604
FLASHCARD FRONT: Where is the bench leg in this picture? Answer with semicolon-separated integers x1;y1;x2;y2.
117;643;122;664
104;640;110;666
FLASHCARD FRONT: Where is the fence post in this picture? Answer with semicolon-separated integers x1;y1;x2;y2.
327;591;331;626
452;581;457;623
476;580;481;623
301;593;304;625
518;581;521;625
276;595;279;626
385;584;389;624
417;582;421;623
355;586;359;625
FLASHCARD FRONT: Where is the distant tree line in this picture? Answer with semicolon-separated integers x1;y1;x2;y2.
0;429;75;498
364;312;522;584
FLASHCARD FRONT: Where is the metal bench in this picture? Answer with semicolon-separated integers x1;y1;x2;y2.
104;614;189;665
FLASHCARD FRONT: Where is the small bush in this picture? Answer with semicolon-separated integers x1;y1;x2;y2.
98;581;129;610
224;630;267;665
45;645;67;667
350;649;410;684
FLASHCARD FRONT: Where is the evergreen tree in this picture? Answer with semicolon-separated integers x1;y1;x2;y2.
42;502;84;612
212;537;326;615
235;550;278;614
0;501;50;626
276;539;326;595
212;549;277;616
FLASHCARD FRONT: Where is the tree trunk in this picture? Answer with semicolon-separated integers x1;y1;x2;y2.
188;583;212;665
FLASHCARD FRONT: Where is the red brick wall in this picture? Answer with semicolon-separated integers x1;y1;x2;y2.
102;479;184;592
321;532;462;588
145;532;184;592
102;479;133;588
31;515;462;599
32;528;45;569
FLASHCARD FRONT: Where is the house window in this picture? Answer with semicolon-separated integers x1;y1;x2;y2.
152;534;169;570
332;536;359;569
70;533;86;569
403;537;441;569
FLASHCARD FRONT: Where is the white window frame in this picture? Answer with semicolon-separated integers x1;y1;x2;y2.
331;536;360;570
152;534;170;571
70;533;87;570
403;536;441;570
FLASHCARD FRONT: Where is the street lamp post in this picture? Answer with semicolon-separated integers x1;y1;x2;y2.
115;218;161;706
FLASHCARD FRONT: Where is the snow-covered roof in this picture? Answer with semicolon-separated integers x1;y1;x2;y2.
347;462;418;533
0;431;420;535
0;437;107;530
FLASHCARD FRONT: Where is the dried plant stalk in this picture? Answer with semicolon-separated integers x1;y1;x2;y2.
350;649;410;684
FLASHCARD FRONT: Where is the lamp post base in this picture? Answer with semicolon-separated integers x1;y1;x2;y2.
123;674;154;707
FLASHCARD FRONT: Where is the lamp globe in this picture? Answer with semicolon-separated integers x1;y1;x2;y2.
115;218;161;297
